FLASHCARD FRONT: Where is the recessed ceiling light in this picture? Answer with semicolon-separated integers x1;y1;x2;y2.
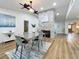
77;16;79;18
40;7;44;10
56;13;60;16
53;2;56;6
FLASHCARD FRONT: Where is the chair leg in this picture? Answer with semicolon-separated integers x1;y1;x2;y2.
20;45;23;59
41;40;43;47
38;41;40;51
15;44;19;54
23;44;26;49
32;41;34;47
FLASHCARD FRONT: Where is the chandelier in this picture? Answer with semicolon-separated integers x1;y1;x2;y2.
18;0;38;14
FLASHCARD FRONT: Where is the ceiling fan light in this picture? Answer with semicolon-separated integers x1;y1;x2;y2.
30;1;32;3
53;2;56;6
29;8;34;12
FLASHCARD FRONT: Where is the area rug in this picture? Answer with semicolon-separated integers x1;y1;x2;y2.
5;42;51;59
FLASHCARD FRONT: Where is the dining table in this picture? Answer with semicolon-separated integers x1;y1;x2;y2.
17;32;39;59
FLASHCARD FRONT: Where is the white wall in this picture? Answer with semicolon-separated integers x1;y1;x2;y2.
55;20;79;35
23;14;39;36
0;8;38;35
65;21;70;34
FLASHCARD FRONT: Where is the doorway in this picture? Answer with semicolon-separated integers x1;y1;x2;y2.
68;22;79;33
68;24;73;33
24;21;28;32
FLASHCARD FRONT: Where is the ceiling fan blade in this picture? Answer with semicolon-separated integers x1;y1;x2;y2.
19;3;24;6
38;8;55;14
21;7;24;9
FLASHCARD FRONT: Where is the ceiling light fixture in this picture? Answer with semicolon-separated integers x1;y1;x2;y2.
29;8;34;12
40;7;44;10
56;13;60;16
77;16;79;18
53;2;56;6
18;0;54;14
18;0;38;14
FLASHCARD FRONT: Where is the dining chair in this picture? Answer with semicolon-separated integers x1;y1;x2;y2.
32;32;43;51
32;36;40;51
15;35;28;59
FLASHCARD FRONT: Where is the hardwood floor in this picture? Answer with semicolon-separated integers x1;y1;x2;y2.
0;35;79;59
0;40;16;59
0;40;16;54
0;54;9;59
43;35;79;59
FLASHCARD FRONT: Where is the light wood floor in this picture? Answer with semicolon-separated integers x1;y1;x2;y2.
43;35;79;59
0;36;79;59
0;40;16;59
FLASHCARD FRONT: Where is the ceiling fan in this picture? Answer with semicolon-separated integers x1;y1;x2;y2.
19;1;54;14
19;3;38;14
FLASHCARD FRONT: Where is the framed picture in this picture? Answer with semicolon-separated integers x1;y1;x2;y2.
0;13;16;27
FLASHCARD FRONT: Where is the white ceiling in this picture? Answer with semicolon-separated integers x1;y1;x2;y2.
0;0;78;22
67;0;79;20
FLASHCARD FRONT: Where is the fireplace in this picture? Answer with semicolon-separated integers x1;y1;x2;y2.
42;30;50;38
